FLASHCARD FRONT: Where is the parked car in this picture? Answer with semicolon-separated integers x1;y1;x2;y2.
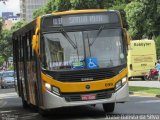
1;71;15;89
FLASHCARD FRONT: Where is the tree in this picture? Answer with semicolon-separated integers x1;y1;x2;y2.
0;21;26;65
44;0;71;12
0;56;5;66
155;35;160;58
71;0;98;9
0;29;12;64
11;20;26;32
125;0;160;39
33;7;45;19
33;0;71;19
0;17;4;39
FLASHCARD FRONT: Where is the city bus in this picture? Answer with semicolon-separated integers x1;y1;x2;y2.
128;39;157;80
12;9;130;115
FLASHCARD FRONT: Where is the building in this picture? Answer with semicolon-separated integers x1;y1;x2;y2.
2;12;20;22
2;12;20;30
2;12;13;20
20;0;48;22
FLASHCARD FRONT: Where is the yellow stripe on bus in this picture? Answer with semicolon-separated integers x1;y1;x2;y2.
52;9;107;16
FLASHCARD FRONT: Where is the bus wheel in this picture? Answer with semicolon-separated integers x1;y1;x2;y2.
22;98;29;108
39;108;48;116
103;103;115;113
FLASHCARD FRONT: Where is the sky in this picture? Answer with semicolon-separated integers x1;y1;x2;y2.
0;0;20;16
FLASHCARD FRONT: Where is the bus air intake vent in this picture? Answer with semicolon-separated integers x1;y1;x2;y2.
43;64;126;82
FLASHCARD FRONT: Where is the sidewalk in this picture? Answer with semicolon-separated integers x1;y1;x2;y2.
129;80;160;98
129;81;160;88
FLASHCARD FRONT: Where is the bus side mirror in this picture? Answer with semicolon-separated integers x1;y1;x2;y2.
32;35;38;53
123;28;131;45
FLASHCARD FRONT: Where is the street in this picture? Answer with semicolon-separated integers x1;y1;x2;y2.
0;88;160;120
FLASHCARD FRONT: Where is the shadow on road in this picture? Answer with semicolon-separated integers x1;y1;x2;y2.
0;104;107;120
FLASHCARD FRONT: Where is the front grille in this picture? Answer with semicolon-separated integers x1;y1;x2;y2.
62;90;114;102
43;64;126;82
57;70;116;82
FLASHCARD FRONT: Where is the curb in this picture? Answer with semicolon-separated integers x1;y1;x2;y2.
129;91;160;98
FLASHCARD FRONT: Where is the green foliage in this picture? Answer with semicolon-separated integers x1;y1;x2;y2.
110;4;129;29
8;65;14;70
0;56;5;66
0;29;12;61
155;35;160;58
71;0;98;9
11;20;26;32
33;0;71;19
0;17;4;39
44;0;71;12
33;7;46;19
0;21;26;63
125;0;160;39
125;1;145;39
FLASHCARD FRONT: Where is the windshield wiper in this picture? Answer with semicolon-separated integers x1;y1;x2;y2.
89;25;104;47
87;33;92;57
59;27;77;49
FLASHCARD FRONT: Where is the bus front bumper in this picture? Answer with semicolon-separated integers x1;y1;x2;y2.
41;83;129;109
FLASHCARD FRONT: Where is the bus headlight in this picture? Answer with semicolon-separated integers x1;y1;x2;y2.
45;83;51;91
45;83;60;95
115;77;127;91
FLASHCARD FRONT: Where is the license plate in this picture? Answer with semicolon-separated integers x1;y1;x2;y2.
81;94;96;101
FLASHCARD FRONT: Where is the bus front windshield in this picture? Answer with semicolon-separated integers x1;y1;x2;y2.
40;28;126;71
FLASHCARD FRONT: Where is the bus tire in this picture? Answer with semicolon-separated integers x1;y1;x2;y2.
103;103;115;113
22;99;28;108
39;108;48;117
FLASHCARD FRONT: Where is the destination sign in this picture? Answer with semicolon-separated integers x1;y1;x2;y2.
42;12;119;27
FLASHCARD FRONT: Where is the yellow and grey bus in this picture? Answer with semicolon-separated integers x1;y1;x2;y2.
13;9;129;114
128;39;157;80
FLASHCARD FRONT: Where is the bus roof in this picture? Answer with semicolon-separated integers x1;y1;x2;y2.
51;9;109;16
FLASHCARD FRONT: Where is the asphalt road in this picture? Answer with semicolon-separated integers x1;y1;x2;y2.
0;88;160;120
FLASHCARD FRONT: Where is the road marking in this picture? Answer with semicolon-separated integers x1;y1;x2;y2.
0;92;18;99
